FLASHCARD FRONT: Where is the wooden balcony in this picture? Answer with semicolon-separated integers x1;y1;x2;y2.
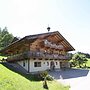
7;51;70;61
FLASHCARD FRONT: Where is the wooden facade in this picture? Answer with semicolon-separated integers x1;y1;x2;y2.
1;31;75;72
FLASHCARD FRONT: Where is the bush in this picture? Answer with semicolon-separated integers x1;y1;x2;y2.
40;71;48;79
32;71;48;80
32;71;54;81
46;75;54;81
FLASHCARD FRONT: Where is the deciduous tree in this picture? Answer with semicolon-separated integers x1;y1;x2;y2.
72;52;88;68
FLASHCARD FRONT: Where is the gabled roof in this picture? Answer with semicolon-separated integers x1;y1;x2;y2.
0;31;75;53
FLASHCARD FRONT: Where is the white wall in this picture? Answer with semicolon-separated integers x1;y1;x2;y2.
54;60;60;69
17;59;62;72
30;59;60;72
17;60;28;71
30;59;51;72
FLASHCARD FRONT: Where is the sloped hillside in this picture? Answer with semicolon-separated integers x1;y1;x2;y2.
0;63;69;90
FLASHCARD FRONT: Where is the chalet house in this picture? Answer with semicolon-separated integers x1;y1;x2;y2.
1;30;75;73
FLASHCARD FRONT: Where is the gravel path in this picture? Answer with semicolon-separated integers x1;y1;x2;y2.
49;69;90;90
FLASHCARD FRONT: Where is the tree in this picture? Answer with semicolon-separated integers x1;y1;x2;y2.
72;52;88;68
11;37;19;43
77;52;90;58
0;27;14;50
82;55;88;67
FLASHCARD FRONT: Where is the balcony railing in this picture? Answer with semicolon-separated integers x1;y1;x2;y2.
7;51;70;61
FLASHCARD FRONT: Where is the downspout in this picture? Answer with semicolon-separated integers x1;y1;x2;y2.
28;59;30;73
28;43;30;73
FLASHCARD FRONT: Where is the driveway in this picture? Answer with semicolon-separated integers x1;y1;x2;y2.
49;69;90;90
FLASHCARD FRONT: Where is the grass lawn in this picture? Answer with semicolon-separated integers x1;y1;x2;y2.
0;63;69;90
86;58;90;67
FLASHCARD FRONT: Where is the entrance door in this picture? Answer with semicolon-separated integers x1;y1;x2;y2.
60;62;63;69
50;61;55;70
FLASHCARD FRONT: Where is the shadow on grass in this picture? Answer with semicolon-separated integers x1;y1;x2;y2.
1;62;42;81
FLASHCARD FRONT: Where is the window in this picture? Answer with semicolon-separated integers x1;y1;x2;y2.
34;62;41;67
47;62;49;66
17;51;19;54
56;62;58;65
23;61;25;67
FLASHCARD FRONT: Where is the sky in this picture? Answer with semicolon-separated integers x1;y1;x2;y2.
0;0;90;54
